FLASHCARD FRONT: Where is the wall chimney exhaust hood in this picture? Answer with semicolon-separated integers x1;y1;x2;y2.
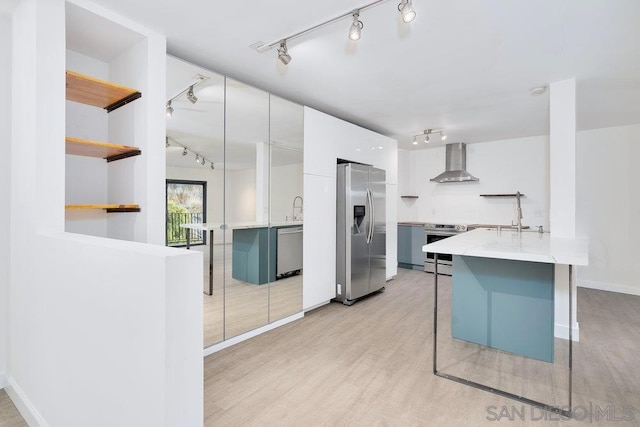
430;142;479;183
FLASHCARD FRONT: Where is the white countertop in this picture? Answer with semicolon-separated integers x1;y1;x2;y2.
181;221;303;231
422;229;588;266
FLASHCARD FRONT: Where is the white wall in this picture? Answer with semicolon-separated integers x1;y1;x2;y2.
303;107;398;310
398;136;550;228
577;123;640;296
8;0;202;425
271;162;304;222
9;234;202;427
108;33;167;244
0;11;12;389
226;168;256;223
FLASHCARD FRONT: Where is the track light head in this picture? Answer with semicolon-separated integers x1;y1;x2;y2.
424;135;430;143
166;101;173;117
412;136;418;146
182;147;188;156
398;0;416;23
210;163;215;170
348;12;363;41
277;41;291;65
441;132;447;141
166;137;170;147
195;154;200;163
186;85;198;104
201;157;206;165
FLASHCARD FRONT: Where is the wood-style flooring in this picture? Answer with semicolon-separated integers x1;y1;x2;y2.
1;269;638;425
198;243;303;348
0;390;26;427
204;268;640;426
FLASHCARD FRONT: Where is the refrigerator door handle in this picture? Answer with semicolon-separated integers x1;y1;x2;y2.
366;188;374;244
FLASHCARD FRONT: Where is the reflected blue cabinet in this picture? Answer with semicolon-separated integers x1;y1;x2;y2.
232;227;270;285
397;224;425;270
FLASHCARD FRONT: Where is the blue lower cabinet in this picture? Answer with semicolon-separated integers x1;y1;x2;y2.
451;255;555;363
397;225;412;268
410;225;425;266
398;225;425;270
232;227;270;285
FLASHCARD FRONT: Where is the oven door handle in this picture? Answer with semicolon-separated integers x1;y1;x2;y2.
425;231;460;237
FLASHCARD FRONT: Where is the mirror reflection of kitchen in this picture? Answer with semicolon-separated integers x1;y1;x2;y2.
165;56;303;349
269;95;304;324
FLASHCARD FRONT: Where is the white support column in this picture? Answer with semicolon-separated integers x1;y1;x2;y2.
255;142;269;223
550;78;579;341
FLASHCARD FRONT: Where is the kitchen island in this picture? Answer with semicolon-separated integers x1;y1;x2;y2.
181;221;303;293
423;229;588;417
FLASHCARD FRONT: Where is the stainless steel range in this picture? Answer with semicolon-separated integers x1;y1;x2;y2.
424;223;468;275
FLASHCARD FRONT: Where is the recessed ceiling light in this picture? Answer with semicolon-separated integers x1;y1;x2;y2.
529;86;547;96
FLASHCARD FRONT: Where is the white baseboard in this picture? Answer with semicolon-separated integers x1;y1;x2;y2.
304;300;330;313
0;371;5;389
554;322;580;342
203;312;304;357
579;279;640;296
5;375;48;426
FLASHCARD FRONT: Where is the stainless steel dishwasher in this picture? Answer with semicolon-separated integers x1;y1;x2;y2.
277;226;303;277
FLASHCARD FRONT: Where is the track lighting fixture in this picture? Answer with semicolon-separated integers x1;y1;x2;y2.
410;129;447;145
398;0;416;23
349;11;363;41
251;0;416;64
165;75;207;116
166;137;170;147
186;85;198;104
168;136;215;168
277;41;291;65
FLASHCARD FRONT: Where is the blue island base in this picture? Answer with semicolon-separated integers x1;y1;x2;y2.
451;255;555;363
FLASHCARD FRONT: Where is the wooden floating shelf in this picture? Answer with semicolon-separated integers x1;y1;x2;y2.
66;70;141;112
65;137;141;162
65;204;140;213
480;194;525;197
400;195;419;199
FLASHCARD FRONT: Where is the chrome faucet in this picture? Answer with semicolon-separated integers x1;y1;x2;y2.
292;196;303;221
514;191;523;233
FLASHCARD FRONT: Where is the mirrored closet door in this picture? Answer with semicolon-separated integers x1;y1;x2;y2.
166;57;304;349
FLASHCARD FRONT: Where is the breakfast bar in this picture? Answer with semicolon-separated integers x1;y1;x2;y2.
423;229;588;417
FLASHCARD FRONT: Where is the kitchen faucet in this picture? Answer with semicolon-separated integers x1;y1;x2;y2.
292;196;303;221
513;191;523;233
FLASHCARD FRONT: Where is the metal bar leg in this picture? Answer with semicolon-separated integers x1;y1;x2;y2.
208;230;214;296
186;228;191;249
568;265;573;416
433;253;438;374
432;255;573;419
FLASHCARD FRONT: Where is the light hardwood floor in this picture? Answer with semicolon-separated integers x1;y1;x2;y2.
200;243;303;348
2;269;638;425
204;268;640;426
0;390;26;427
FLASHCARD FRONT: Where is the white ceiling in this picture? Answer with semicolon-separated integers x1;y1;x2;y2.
78;0;639;150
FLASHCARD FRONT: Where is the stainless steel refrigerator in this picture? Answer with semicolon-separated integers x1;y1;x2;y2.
336;163;386;305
